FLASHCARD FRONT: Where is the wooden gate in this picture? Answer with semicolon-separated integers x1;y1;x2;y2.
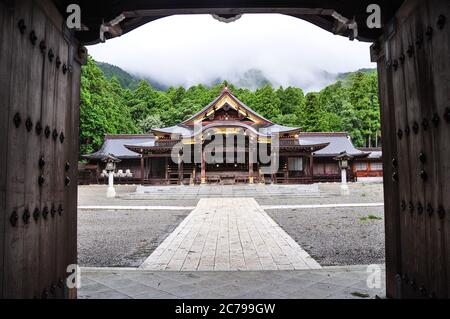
374;0;449;298
0;0;449;299
0;0;83;298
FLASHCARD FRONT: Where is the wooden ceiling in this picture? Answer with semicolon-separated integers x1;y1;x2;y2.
52;0;405;44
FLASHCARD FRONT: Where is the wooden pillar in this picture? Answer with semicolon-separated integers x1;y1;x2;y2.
178;155;183;184
148;157;152;180
256;162;261;184
271;150;277;184
285;157;289;181
165;157;169;184
309;155;314;182
248;148;254;184
201;149;206;184
140;156;145;184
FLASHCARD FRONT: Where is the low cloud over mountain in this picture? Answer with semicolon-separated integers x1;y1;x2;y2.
89;14;374;92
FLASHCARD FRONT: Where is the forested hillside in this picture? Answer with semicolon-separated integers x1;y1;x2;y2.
95;61;140;90
80;57;380;155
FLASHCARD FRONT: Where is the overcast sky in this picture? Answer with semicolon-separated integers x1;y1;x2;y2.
88;14;375;91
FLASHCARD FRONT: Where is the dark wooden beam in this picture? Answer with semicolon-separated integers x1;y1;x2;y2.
52;0;404;44
140;156;144;183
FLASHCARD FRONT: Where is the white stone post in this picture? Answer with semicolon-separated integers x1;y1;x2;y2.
340;167;349;195
106;171;116;198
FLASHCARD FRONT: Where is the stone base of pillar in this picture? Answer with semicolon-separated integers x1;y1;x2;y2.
340;184;350;196
106;186;116;198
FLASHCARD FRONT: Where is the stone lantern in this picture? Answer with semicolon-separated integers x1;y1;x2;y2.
102;154;121;198
334;151;353;195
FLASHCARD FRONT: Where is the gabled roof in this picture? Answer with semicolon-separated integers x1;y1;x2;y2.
180;87;274;126
299;132;369;158
151;87;302;137
83;135;155;160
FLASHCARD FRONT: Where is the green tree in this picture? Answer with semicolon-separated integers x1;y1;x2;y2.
138;114;164;133
346;71;380;146
277;86;304;116
79;57;137;155
252;85;281;120
301;92;326;131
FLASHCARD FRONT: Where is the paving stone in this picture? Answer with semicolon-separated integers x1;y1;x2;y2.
82;289;132;299
79;265;387;299
209;284;254;298
188;291;228;299
261;282;304;296
318;275;362;287
161;283;209;297
190;279;229;290
80;276;97;287
286;286;333;299
114;282;164;297
233;290;285;299
327;286;381;299
278;277;317;289
78;282;114;295
140;198;320;271
307;282;347;294
133;290;180;299
95;278;136;290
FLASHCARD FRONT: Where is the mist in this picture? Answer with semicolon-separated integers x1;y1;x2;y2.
88;14;375;92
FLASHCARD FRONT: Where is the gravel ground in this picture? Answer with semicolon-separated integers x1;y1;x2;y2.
267;207;385;266
78;183;385;267
78;209;190;267
256;183;384;206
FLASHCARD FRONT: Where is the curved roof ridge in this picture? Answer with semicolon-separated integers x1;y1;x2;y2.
151;124;194;136
300;132;349;136
180;87;274;125
226;90;274;125
105;134;155;139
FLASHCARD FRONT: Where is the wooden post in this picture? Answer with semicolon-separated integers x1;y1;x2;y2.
201;150;206;184
309;155;314;182
178;155;183;184
256;161;260;184
140;156;145;184
148;157;152;181
285;157;289;181
165;157;169;184
248;148;254;184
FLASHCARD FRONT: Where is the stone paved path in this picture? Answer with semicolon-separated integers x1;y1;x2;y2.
78;265;386;299
140;198;321;271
